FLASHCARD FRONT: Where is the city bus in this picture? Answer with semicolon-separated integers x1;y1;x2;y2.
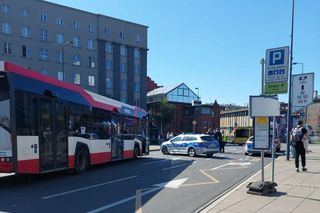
233;127;253;145
0;61;149;174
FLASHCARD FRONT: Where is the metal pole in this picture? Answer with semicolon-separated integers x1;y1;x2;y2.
286;0;295;160
261;58;265;95
261;150;264;182
272;116;276;182
62;45;65;75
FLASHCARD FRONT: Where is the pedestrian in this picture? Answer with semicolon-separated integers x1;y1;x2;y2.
214;128;223;153
291;120;308;172
222;131;227;153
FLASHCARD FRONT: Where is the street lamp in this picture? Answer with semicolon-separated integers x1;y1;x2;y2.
292;62;304;73
55;41;73;80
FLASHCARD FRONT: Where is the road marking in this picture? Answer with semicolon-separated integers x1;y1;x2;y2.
162;162;193;171
88;178;187;213
0;173;14;178
181;170;219;187
210;162;252;171
41;175;138;200
135;190;142;213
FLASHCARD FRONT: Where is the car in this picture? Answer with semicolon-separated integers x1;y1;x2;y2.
244;136;281;156
160;134;220;157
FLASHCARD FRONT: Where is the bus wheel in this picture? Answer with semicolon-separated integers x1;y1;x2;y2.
75;147;89;174
188;148;196;157
134;144;140;158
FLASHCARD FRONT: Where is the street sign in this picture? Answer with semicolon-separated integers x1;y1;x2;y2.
192;120;197;125
254;117;270;150
292;73;314;112
264;46;289;94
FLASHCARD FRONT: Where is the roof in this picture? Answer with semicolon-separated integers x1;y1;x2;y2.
1;61;147;118
147;83;184;96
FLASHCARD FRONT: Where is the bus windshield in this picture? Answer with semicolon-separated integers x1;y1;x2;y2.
0;73;10;130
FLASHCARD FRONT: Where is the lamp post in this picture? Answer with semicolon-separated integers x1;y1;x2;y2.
60;41;73;79
292;62;304;73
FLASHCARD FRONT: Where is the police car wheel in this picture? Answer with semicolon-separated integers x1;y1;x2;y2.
161;146;169;155
206;153;213;158
188;148;196;157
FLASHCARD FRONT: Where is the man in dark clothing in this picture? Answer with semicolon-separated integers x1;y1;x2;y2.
214;128;223;153
291;120;308;172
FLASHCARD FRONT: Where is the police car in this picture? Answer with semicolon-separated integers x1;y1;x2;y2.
160;134;220;157
244;136;280;156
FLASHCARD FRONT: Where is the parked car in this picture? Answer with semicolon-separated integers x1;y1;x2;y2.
160;134;220;157
244;136;281;156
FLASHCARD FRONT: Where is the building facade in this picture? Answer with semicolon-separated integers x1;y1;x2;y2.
147;83;220;140
0;0;148;109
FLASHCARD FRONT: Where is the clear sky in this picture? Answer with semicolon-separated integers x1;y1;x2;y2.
47;0;320;105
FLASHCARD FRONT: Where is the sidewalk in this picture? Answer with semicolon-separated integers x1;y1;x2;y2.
201;144;320;213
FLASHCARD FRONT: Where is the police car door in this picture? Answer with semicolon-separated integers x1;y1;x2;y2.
170;136;183;154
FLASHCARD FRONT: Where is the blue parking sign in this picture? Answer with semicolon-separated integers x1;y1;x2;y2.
269;49;285;66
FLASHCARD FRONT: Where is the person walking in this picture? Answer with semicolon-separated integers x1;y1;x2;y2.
291;120;308;172
221;131;227;153
214;128;223;153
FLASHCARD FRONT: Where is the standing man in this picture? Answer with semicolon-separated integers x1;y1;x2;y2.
291;120;308;172
214;128;223;153
221;131;227;153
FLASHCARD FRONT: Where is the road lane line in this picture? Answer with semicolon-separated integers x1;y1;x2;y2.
87;187;161;213
41;175;138;200
200;170;220;183
135;189;142;213
162;162;193;171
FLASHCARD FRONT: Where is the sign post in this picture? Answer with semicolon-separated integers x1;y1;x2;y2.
264;46;289;94
292;73;315;113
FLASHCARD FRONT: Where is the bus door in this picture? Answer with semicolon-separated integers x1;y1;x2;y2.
111;113;123;160
39;98;68;171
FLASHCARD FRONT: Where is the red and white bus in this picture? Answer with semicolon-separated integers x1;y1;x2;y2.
0;61;149;174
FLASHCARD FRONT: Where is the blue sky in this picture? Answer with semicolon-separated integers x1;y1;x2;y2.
47;0;320;105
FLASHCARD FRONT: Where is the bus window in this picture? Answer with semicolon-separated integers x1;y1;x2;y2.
0;74;10;130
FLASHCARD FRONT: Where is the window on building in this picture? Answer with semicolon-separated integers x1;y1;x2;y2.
40;68;48;75
134;65;141;75
136;34;142;42
73;36;80;47
120;62;127;73
87;39;94;50
74;74;80;85
73;21;80;29
56;32;64;44
21;26;31;38
105;28;110;36
120;31;126;38
105;42;113;54
56;51;64;63
57;71;64;81
88;56;95;68
2;4;9;13
40;29;48;41
56;17;64;25
88;76;95;87
134;81;140;92
88;25;95;33
106;60;113;71
106;77;113;89
40;48;48;61
120;45;127;56
120;97;128;103
40;13;47;22
134;99;140;107
22;45;32;58
2;23;12;34
120;80;127;91
3;43;11;55
21;9;29;17
134;48;140;59
73;54;80;66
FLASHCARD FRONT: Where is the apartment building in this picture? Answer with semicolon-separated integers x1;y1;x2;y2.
0;0;148;109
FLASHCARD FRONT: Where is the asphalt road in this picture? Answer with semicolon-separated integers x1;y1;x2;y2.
0;145;274;213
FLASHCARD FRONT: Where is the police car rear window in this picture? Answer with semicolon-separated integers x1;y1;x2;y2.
200;136;214;141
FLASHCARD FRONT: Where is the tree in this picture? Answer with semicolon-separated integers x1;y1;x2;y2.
150;100;174;136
